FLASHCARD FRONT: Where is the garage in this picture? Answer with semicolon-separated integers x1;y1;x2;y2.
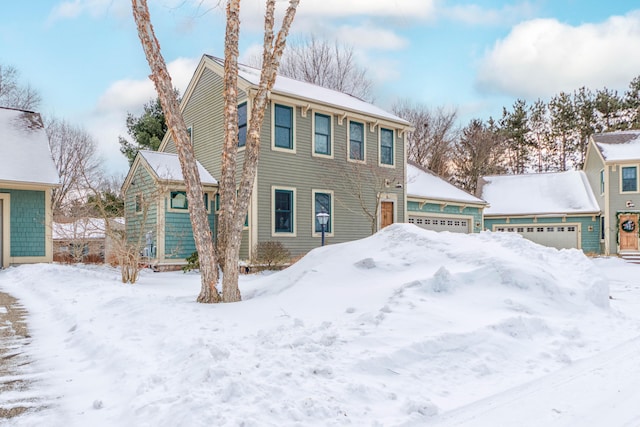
409;215;471;233
494;224;579;249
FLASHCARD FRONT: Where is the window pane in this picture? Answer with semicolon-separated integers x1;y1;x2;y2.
274;104;293;149
380;128;394;165
275;190;293;233
171;191;188;209
238;103;247;147
349;122;364;161
315;114;331;155
315;192;331;233
275;127;292;149
622;167;637;192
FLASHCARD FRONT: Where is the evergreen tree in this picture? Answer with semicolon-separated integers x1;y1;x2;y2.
527;99;550;172
573;87;596;168
623;76;640;129
118;96;172;164
500;99;532;174
593;88;624;132
548;92;578;171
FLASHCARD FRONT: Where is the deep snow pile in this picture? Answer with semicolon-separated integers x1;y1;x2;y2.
0;224;633;427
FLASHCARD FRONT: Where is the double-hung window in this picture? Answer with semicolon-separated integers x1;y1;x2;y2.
314;113;331;156
349;121;365;161
274;189;294;233
600;169;605;194
274;104;293;150
238;102;247;147
622;166;637;192
314;191;332;234
380;128;394;166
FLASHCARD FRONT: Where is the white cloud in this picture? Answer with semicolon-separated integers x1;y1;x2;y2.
334;24;409;50
296;0;436;19
443;2;535;26
89;57;199;175
47;0;129;25
476;11;640;99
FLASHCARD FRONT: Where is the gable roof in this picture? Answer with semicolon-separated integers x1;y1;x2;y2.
592;131;640;162
479;170;600;216
407;163;485;205
205;55;410;127
138;150;217;185
0;106;59;186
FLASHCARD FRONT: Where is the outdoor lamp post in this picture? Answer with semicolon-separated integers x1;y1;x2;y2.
316;211;330;246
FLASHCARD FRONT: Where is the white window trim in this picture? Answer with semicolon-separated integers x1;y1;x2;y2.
378;127;396;168
166;190;212;214
311;110;334;159
271;101;297;154
311;189;335;238
620;165;639;194
347;119;367;164
272;185;297;237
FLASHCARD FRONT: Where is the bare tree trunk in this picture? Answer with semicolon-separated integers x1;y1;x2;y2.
217;0;299;303
132;0;220;303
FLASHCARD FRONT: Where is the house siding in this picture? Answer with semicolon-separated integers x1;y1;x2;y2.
163;203;216;260
124;165;158;253
0;189;47;257
407;201;483;233
583;144;606;253
605;163;640;253
484;215;600;253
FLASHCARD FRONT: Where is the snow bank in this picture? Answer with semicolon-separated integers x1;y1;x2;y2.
0;224;629;427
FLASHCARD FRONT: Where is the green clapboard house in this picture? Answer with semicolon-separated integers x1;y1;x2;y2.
123;55;413;269
0;107;60;268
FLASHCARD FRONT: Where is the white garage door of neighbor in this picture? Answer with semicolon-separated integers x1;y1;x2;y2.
409;215;471;233
495;224;579;249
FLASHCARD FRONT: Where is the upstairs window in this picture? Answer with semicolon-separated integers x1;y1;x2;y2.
274;104;293;150
380;128;394;166
349;121;364;161
622;166;637;192
600;169;605;194
314;113;331;156
238;102;247;147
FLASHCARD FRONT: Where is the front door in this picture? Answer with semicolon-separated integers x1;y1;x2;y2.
619;214;639;251
381;201;394;229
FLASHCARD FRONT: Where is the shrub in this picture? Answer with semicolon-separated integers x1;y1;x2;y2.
183;251;200;273
251;241;290;272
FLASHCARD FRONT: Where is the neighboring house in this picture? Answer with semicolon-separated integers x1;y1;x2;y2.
0;107;59;268
583;131;640;256
53;217;124;264
478;171;601;252
123;55;412;268
406;162;486;233
122;150;218;269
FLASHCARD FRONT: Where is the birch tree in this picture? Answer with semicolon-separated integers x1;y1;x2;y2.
132;0;220;303
132;0;299;303
217;0;299;302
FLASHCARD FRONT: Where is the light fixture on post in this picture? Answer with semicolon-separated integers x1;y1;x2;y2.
316;211;330;246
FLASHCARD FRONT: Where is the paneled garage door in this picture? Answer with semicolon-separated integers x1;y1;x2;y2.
408;215;471;233
494;224;579;249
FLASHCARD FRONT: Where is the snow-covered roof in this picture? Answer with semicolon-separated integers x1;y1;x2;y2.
206;55;409;126
139;150;217;185
592;131;640;162
0;107;59;186
479;170;600;216
53;218;124;240
407;164;485;205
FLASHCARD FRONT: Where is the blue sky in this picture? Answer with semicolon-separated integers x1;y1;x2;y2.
2;0;640;176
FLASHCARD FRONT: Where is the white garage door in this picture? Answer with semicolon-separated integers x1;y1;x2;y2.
494;225;579;249
408;216;471;233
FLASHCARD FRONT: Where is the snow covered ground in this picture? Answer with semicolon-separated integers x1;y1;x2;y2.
1;224;640;426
